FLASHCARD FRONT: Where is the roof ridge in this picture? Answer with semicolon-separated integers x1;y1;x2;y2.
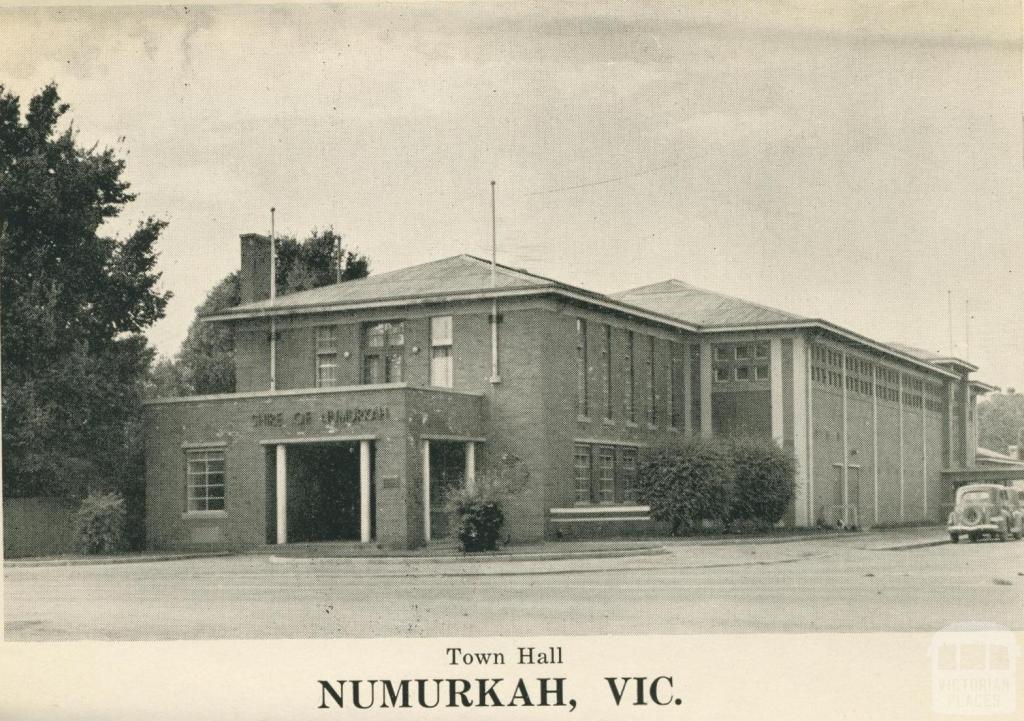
618;278;804;322
458;253;560;287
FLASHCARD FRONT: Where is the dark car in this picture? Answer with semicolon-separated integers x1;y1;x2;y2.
947;484;1024;543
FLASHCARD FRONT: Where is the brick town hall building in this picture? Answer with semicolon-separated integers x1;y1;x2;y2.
143;235;995;550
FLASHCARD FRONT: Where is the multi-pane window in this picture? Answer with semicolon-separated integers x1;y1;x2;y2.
735;366;750;381
429;316;454;388
754;365;769;381
715;366;730;382
573;443;640;505
647;336;657;425
598;446;615;503
363;321;404;384
574;443;592;503
667;347;676;428
576;318;588;417
754;342;769;359
625;331;636;423
186;448;225;512
315;325;338;387
603;325;613;420
621;447;638;503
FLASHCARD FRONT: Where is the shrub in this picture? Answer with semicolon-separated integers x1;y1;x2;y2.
444;453;529;552
636;439;733;534
726;437;796;530
74;490;127;554
447;488;505;552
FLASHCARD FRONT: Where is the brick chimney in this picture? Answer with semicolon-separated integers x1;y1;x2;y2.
239;233;272;304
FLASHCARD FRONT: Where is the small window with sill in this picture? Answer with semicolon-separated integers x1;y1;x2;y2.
429;316;454;388
315;325;338;387
186;448;225;512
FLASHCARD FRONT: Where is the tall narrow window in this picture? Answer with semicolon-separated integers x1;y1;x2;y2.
625;330;636;423
603;325;613;420
314;325;338;387
362;321;405;384
185;448;225;512
598;446;615;502
621;447;638;503
647;336;657;425
429;316;454;388
576;318;588;417
573;443;592;503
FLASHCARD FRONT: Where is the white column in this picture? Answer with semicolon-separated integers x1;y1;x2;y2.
841;350;849;526
465;441;476;493
422;440;432;543
792;335;809;527
770;337;784;446
275;444;287;544
872;364;879;526
806;342;815;525
699;339;713;438
898;373;905;521
359;440;371;543
922;399;928;519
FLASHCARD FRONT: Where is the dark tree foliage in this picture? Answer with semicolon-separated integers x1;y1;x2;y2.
1;84;170;509
977;389;1024;455
157;229;369;396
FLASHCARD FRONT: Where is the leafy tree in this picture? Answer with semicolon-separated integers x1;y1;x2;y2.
1;84;170;508
636;439;733;534
978;389;1024;455
158;229;369;396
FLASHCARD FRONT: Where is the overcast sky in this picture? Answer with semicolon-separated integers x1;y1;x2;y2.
3;2;1022;389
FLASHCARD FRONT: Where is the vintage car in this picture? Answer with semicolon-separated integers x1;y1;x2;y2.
947;483;1024;543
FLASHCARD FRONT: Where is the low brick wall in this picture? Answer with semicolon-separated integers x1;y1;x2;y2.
3;496;78;558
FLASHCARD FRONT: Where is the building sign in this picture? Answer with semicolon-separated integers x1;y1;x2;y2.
251;406;392;429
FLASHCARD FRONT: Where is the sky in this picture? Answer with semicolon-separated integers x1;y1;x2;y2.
2;1;1022;389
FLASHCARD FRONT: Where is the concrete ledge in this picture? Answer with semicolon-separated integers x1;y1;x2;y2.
4;551;233;568
266;545;668;565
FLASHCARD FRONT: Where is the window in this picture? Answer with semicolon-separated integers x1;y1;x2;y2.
625;331;636;423
598;446;615;502
574;444;592;503
621;447;638;503
667;346;677;428
735;345;750;360
714;366;730;382
576;319;588;417
755;342;769;359
735;366;751;381
603;325;613;419
714;345;730;361
430;316;453;388
186;448;225;512
647;336;657;425
315;325;338;387
362;321;404;384
754;365;769;381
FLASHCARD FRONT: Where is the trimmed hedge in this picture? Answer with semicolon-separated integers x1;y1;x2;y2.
74;490;127;554
636;437;796;534
636;439;733;534
727;437;796;530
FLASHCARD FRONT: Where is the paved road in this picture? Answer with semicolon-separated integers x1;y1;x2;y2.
4;534;1022;641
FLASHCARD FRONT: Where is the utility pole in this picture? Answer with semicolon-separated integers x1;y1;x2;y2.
489;180;500;384
270;207;277;391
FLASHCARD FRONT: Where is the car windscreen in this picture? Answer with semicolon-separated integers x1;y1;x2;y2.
959;490;993;504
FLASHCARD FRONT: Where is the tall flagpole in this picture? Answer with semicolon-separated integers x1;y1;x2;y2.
269;207;277;391
489;180;500;384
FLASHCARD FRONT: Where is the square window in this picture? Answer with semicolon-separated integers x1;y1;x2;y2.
714;345;730;361
754;365;769;381
754;343;769;359
714;366;730;382
735;366;750;381
735;345;750;360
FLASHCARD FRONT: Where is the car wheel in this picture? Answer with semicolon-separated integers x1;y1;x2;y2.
969;533;980;543
949;533;959;543
1000;528;1011;542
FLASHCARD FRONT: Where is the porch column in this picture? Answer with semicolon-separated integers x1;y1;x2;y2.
465;441;476;493
275;444;287;544
769;337;784;446
359;439;371;543
422;440;432;543
699;339;713;438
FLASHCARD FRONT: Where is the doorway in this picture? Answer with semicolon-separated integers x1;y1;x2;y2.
428;441;466;539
